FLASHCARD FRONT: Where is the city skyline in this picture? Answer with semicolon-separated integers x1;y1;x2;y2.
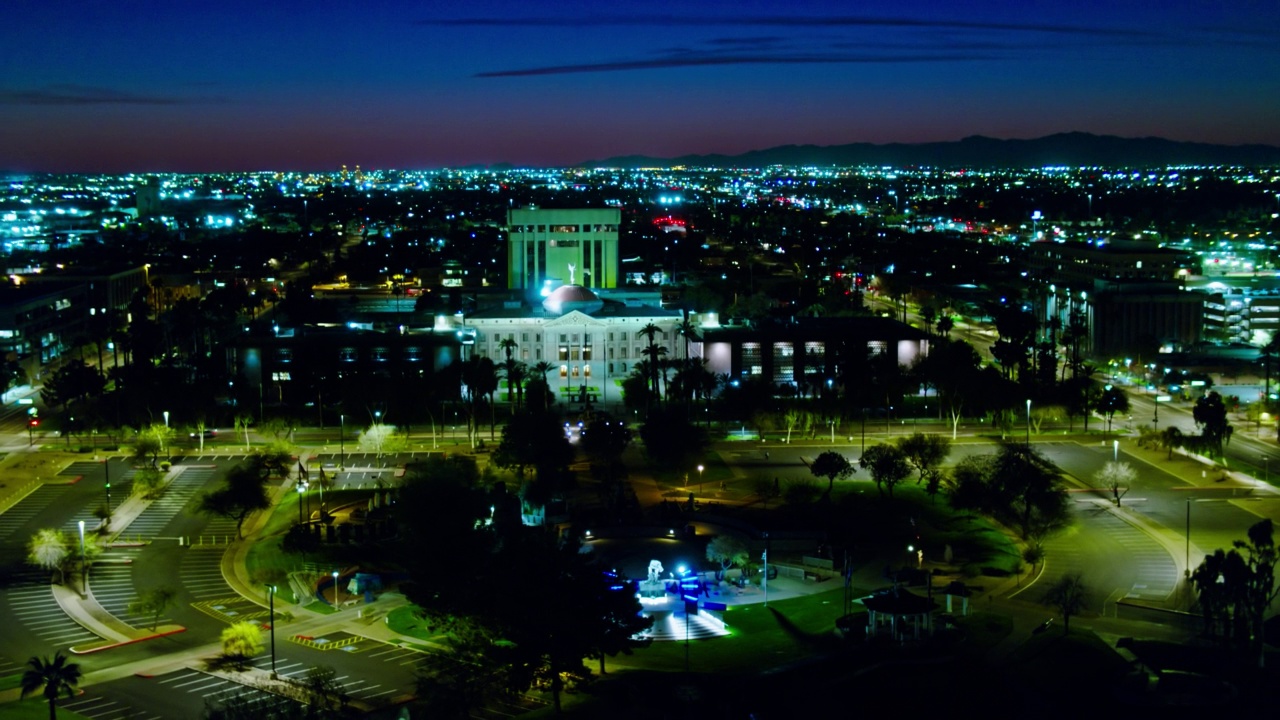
3;0;1279;173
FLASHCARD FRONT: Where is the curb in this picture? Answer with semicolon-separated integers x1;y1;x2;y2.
70;626;187;655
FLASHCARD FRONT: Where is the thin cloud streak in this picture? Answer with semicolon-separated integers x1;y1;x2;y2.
476;53;996;78
0;85;218;106
421;15;1154;39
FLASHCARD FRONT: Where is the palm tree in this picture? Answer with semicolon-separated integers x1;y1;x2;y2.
498;337;519;409
22;652;81;720
674;318;700;361
638;323;667;407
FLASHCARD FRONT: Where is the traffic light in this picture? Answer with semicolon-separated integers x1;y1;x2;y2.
28;418;39;428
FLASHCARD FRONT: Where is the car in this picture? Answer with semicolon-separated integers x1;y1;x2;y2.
189;429;218;439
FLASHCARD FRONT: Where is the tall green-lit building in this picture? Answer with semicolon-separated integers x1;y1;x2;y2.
507;208;621;294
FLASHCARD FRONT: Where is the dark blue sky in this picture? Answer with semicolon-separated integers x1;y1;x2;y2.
3;0;1278;172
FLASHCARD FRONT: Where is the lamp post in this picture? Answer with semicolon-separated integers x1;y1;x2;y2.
374;410;382;464
1113;440;1119;463
267;585;277;677
338;414;345;471
762;532;769;608
697;464;704;493
103;458;111;514
1025;399;1031;445
77;520;86;595
332;571;340;606
1262;455;1270;485
296;480;306;524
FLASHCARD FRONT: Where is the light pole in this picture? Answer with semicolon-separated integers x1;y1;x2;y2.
77;520;86;594
338;414;345;471
762;532;769;608
697;464;704;494
374;410;382;464
163;410;169;428
296;480;306;523
1025;399;1031;445
103;458;111;514
332;570;340;606
267;585;277;677
1262;455;1270;485
1113;440;1119;463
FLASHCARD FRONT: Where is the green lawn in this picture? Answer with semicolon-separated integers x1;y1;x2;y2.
614;587;855;673
385;605;443;642
1008;626;1137;697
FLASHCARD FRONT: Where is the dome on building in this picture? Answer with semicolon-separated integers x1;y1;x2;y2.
542;284;603;316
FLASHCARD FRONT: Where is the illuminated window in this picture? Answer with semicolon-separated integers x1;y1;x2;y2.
560;364;568;378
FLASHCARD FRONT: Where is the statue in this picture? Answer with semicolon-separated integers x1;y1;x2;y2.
640;559;666;598
568;262;576;285
647;560;664;584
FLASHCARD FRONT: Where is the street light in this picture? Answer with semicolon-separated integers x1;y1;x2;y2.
1262;455;1270;485
338;414;345;471
162;410;169;428
296;480;306;523
1113;440;1119;463
1025;399;1031;445
266;585;277;677
103;458;111;514
332;570;340;606
77;520;86;594
697;464;704;493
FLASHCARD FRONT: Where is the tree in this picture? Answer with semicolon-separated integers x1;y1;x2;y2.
1093;461;1135;506
415;620;514;718
357;422;405;459
220;621;263;669
859;443;911;498
131;466;165;499
638;405;709;478
39;360;106;411
131;423;173;468
1193;391;1233;458
128;586;177;631
1098;386;1129;435
1042;573;1087;634
21;652;81;720
1194;519;1280;666
198;463;272;539
920;340;982;438
706;535;750;581
493;409;574;494
27;529;69;585
638;323;667;406
809;450;855;499
896;432;951;485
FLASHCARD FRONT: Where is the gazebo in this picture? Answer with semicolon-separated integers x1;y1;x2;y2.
859;587;938;642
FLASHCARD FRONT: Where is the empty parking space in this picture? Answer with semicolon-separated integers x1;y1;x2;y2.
179;548;233;601
4;569;101;648
0;485;67;540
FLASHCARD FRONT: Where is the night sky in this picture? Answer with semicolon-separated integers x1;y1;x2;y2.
3;0;1279;172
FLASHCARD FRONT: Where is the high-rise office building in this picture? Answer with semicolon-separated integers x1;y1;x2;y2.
507;208;620;294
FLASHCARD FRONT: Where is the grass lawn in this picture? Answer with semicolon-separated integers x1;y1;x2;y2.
1008;626;1137;696
385;605;443;642
615;587;855;673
